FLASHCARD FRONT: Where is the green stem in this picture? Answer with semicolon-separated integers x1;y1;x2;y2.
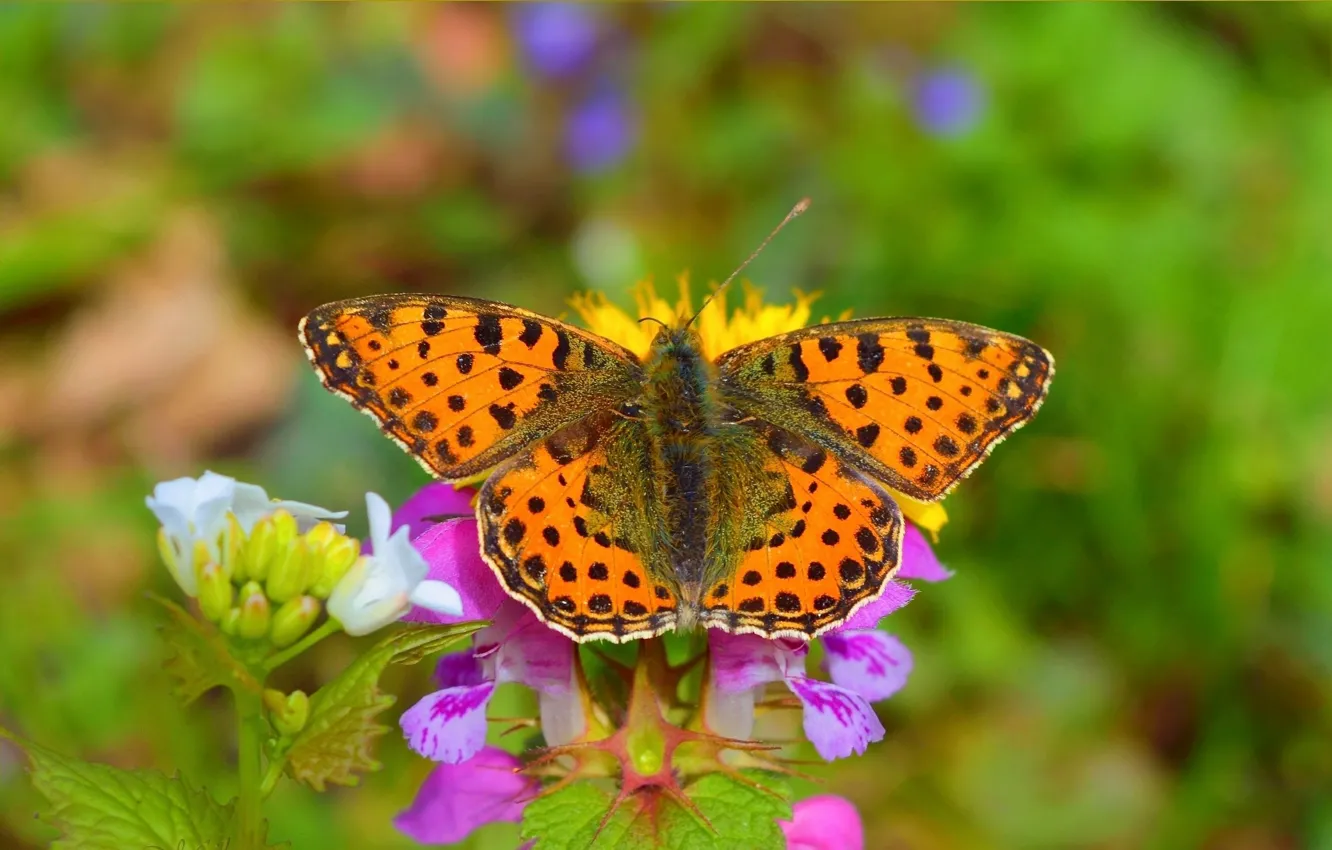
259;757;285;799
234;689;265;849
263;620;340;673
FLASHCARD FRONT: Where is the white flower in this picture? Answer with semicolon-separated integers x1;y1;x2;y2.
146;470;346;596
327;492;463;636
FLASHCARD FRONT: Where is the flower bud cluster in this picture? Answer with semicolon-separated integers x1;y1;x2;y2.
147;472;463;644
164;510;359;650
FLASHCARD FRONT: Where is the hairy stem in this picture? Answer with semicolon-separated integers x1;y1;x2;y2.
234;688;266;848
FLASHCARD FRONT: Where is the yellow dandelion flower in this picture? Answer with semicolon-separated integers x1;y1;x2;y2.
570;278;948;537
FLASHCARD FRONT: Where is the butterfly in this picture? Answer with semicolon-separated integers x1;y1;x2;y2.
300;285;1052;644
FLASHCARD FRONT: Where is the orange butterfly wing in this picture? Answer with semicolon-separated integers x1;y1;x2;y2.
717;318;1053;501
700;423;904;639
300;295;642;481
477;412;678;643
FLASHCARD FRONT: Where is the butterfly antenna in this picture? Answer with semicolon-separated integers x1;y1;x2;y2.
684;197;811;330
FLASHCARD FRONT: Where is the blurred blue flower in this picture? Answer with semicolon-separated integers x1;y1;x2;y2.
564;86;636;174
911;67;984;137
511;3;601;79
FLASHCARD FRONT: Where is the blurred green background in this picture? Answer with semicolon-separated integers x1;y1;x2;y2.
2;4;1331;848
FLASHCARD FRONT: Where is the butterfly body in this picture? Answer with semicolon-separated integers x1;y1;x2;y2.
301;294;1052;643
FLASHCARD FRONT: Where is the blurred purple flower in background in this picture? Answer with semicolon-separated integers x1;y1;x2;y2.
912;66;984;137
511;3;602;79
564;85;636;173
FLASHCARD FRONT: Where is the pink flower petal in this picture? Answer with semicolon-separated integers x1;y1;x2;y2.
897;522;951;582
396;482;476;542
835;580;916;633
393;747;536;845
400;682;495;764
707;631;785;693
820;630;913;702
435;648;486;689
780;795;865;850
539;685;586;748
491;605;576;694
703;684;759;741
785;676;885;761
404;519;511;624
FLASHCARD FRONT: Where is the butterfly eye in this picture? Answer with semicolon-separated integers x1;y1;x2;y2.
617;402;644;420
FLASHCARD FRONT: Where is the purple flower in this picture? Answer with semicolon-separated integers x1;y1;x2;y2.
393;486;583;765
709;632;885;761
564;85;636;174
912;66;984;137
511;3;602;79
819;631;912;703
707;521;948;760
399;540;583;764
780;795;865;850
394;746;537;844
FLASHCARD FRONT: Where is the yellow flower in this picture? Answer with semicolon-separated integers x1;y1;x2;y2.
570;275;824;362
570;279;948;537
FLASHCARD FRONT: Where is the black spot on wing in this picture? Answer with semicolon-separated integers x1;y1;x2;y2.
498;367;525;391
489;403;517;430
519;319;543;348
845;384;868;409
857;333;885;373
474;315;503;355
788;344;810;381
817;337;843;362
552;330;571;370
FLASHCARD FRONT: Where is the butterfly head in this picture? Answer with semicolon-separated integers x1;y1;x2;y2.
644;319;706;364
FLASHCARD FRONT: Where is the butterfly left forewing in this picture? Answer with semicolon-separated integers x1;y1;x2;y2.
478;411;678;643
717;318;1053;501
301;294;643;481
700;422;904;639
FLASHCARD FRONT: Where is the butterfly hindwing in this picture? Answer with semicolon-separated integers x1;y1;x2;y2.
301;295;643;481
478;411;678;643
700;423;904;638
717;318;1053;501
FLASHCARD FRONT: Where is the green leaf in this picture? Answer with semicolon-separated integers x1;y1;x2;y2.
1;727;238;850
276;621;484;791
150;593;261;705
520;783;630;849
521;771;792;850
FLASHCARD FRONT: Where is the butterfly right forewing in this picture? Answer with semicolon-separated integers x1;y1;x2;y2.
717;318;1053;501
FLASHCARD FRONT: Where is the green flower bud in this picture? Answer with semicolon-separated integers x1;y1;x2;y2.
241;515;274;583
308;534;361;598
220;606;242;636
196;562;233;623
270;595;321;648
304;521;340;553
191;538;212;576
238;583;271;640
264;688;310;737
272;509;299;550
220;513;244;582
266;539;310;603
